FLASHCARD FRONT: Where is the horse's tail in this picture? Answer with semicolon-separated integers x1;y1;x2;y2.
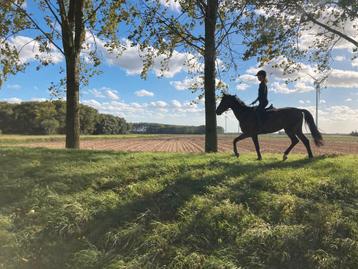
301;109;324;147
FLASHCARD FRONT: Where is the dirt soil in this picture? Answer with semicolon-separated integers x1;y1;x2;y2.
15;135;358;155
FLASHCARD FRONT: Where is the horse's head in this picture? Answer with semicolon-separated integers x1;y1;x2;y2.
216;93;236;115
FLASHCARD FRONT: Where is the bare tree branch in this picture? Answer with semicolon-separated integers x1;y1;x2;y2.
216;2;247;49
43;0;62;27
298;4;358;48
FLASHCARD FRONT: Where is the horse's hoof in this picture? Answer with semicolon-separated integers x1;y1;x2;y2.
257;157;262;161
283;154;288;161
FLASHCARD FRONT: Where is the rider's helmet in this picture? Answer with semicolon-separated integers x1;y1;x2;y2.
256;70;266;77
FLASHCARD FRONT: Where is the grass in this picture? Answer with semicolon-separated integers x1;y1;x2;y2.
1;147;358;268
0;134;160;145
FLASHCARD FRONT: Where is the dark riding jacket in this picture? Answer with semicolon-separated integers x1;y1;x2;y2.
252;82;268;109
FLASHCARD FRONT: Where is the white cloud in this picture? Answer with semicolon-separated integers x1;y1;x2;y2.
271;82;290;94
173;100;202;113
170;76;227;91
254;6;357;53
150;101;168;108
295;82;315;93
82;99;102;108
352;58;358;67
244;56;358;93
171;99;182;108
247;56;316;83
320;99;326;104
345;98;352;102
3;97;22;103
135;89;154;97
81;98;205;125
334;55;346;62
236;74;256;91
288;105;358;133
7;36;63;64
270;80;314;94
31;97;47;102
84;35;200;78
170;76;202;90
297;7;357;51
236;83;249;91
238;74;257;83
105;89;119;100
130;102;143;108
86;88;105;98
85;86;119;100
159;0;180;11
326;69;358;88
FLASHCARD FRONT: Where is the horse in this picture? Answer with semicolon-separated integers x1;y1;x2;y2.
216;93;323;160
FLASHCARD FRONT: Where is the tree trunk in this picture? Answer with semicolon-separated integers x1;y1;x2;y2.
65;52;80;149
204;0;218;152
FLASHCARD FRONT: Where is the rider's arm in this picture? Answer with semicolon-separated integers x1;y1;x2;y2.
250;98;258;105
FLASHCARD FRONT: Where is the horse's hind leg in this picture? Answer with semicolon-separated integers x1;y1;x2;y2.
296;131;313;158
252;135;262;160
283;131;299;161
233;133;249;157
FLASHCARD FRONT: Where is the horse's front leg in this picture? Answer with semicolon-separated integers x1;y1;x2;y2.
252;135;262;160
233;133;249;157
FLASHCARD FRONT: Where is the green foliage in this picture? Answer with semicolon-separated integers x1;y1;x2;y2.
40;119;60;135
246;0;358;72
0;0;29;86
132;123;224;134
1;148;358;268
0;101;130;135
95;114;130;135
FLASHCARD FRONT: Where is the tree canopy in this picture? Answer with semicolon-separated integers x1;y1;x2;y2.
0;100;130;135
0;0;130;148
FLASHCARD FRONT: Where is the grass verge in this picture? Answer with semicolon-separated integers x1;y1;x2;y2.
1;148;358;268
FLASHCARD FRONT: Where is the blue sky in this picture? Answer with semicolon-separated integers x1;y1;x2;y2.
1;0;358;133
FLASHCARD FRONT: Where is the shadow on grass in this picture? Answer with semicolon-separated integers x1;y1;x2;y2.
2;147;356;268
83;154;326;246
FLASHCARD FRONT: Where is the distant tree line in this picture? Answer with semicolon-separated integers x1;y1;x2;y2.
0;101;224;135
0;101;130;135
132;123;224;135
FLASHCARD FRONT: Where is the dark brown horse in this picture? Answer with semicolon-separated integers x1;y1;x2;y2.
216;94;323;160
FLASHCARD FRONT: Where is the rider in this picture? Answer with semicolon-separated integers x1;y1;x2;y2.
250;70;268;131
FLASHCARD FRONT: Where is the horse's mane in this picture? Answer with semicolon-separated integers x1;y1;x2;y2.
233;95;249;108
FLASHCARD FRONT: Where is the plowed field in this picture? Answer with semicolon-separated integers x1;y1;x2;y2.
14;135;358;155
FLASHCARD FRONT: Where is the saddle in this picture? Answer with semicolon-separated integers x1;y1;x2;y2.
255;104;276;122
265;104;275;111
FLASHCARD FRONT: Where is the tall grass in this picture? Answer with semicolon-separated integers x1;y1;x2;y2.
1;148;358;268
